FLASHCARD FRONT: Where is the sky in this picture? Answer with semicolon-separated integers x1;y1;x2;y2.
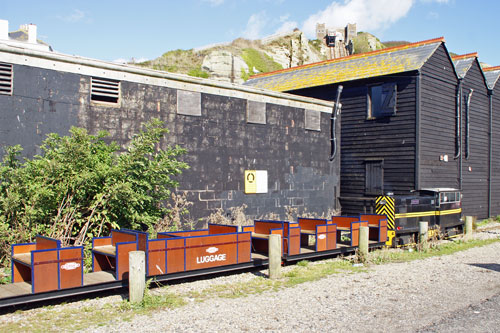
2;0;500;66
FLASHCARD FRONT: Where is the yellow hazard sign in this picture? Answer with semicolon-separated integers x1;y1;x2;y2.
245;170;268;194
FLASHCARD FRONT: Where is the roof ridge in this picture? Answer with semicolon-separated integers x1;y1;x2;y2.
451;52;478;60
483;65;500;72
249;37;445;80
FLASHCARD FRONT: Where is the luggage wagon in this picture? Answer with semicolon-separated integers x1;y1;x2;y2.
376;188;463;246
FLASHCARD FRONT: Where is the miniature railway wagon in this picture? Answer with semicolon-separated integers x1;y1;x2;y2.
11;235;84;293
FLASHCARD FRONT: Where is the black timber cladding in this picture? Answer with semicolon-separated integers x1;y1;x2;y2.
0;51;338;223
419;44;459;190
490;73;500;216
288;73;418;215
453;58;489;219
274;43;462;215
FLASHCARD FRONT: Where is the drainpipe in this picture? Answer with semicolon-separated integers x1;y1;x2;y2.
488;89;493;217
454;79;462;159
415;72;421;190
459;81;463;190
329;85;343;161
465;89;473;160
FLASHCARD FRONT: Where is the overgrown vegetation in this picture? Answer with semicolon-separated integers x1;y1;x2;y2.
352;32;385;54
136;49;206;76
240;48;283;81
0;119;189;265
308;39;323;54
187;66;210;78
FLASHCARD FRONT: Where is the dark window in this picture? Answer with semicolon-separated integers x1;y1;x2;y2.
365;160;383;195
0;62;13;96
367;83;396;119
91;77;120;104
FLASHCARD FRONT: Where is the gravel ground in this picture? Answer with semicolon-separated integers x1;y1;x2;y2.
2;225;500;332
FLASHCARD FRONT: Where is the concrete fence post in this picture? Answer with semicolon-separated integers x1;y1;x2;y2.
268;234;282;279
358;226;369;259
419;221;429;251
465;216;473;240
129;250;146;304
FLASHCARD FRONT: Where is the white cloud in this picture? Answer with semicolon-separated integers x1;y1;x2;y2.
275;20;298;34
202;0;225;6
242;11;268;39
302;0;415;37
58;9;87;23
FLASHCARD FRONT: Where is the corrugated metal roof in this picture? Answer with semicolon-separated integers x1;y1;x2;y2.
244;37;445;92
451;53;477;79
483;66;500;89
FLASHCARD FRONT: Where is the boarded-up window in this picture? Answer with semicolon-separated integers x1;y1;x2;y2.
91;77;120;104
177;90;201;116
305;109;321;131
247;100;266;124
367;83;396;119
0;62;13;96
365;160;384;195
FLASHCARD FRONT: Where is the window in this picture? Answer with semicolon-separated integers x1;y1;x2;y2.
439;192;459;204
0;62;13;96
365;160;384;195
367;83;397;119
91;77;120;104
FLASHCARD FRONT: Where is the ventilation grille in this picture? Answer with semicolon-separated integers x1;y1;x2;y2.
0;62;13;96
91;77;120;103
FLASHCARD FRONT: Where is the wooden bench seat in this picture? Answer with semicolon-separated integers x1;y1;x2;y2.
243;220;298;255
297;218;337;252
92;229;140;280
359;214;388;243
11;235;83;293
252;232;271;239
12;253;31;265
93;245;116;256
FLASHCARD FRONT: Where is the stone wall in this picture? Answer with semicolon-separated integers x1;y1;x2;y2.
0;57;340;225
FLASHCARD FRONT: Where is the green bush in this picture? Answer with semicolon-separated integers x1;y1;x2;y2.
0;119;188;265
188;66;210;78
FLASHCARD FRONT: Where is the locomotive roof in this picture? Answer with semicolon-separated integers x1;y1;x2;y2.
244;37;446;92
420;188;460;192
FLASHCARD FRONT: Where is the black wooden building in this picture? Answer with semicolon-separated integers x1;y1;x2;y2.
0;42;339;222
246;38;473;215
484;66;500;217
452;53;490;218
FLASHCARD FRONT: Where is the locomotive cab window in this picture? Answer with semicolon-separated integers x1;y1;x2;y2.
439;192;459;204
367;83;397;119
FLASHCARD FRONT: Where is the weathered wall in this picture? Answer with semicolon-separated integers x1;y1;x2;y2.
0;61;339;224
